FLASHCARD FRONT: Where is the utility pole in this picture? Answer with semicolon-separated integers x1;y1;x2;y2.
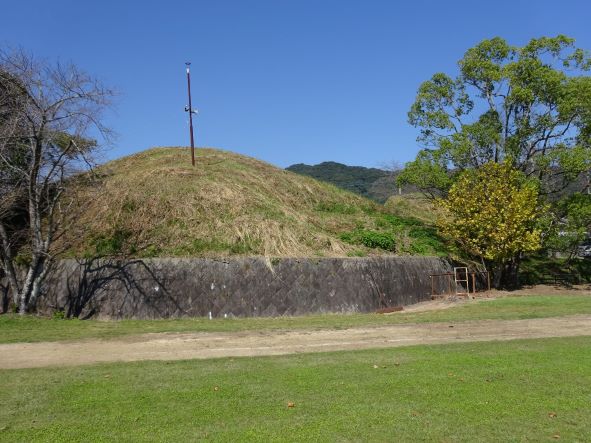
185;62;196;167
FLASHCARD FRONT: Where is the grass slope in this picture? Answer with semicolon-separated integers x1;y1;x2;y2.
1;336;590;441
2;294;590;343
64;147;445;258
385;193;443;225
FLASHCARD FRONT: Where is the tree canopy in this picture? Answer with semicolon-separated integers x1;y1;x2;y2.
438;162;545;286
398;35;591;197
543;192;591;258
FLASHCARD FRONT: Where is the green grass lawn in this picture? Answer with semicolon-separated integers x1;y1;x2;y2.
1;336;590;442
1;294;590;344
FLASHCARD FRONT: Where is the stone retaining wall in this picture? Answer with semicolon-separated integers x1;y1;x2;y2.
36;256;454;319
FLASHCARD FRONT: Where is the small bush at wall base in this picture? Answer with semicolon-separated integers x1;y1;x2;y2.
340;229;396;251
52;310;66;320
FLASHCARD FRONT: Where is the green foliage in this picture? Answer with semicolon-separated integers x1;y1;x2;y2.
378;213;422;228
563;193;591;230
89;229;133;256
520;255;591;285
408;226;448;255
401;35;591;196
380;213;447;255
52;310;66;320
340;211;447;255
340;229;396;251
190;238;229;253
13;251;31;267
438;163;545;263
397;150;454;197
543;193;591;255
51;132;97;154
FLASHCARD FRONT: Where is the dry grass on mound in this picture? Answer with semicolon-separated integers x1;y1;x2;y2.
62;148;376;257
60;147;447;258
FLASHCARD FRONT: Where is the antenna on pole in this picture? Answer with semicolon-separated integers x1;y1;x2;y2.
185;62;196;167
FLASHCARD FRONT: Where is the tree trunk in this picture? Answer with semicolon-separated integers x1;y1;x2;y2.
27;259;50;312
1;282;8;313
0;223;21;307
17;255;43;314
497;256;521;290
490;256;521;290
492;264;503;289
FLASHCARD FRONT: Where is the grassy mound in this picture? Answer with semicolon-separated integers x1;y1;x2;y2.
64;147;446;258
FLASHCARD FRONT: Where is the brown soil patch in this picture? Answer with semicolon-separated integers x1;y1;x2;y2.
2;314;590;369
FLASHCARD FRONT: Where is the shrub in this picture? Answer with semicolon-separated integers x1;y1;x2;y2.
340;229;396;251
90;229;133;256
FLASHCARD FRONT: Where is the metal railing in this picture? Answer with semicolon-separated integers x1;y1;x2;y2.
429;270;491;298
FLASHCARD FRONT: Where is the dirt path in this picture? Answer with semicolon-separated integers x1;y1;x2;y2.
2;315;590;369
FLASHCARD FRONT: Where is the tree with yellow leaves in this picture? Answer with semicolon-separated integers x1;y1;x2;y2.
438;162;545;287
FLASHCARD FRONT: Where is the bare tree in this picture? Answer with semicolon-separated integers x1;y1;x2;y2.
379;160;403;195
0;48;115;314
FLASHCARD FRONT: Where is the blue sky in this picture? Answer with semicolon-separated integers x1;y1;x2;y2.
2;0;591;168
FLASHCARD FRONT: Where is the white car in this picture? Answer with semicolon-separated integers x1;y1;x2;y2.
578;243;591;258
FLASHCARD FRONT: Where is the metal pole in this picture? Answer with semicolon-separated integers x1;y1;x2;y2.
185;62;196;167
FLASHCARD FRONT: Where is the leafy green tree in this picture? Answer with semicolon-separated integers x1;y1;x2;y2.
543;193;591;258
398;35;591;197
438;162;545;287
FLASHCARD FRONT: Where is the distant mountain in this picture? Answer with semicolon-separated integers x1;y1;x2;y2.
286;161;409;203
287;161;589;204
